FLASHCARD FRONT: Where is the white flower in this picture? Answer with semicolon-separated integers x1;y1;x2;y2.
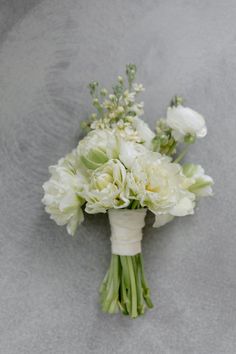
126;152;195;217
119;139;147;169
83;159;129;214
153;214;174;228
166;105;207;141
182;163;213;197
114;121;140;142
132;117;155;148
123;90;135;105
132;83;145;93
129;102;144;117
77;129;119;170
42;150;87;236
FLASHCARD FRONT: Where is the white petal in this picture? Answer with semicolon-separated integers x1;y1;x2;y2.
133;117;155;148
119;140;146;169
166;105;207;139
153;214;174;228
170;197;195;216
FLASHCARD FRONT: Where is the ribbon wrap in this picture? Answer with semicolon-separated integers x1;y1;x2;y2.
108;209;147;256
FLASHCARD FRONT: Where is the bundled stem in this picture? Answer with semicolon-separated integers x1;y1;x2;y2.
99;254;153;318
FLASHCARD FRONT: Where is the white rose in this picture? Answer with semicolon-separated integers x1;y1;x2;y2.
42;150;87;236
83;159;129;214
126;152;195;217
166;105;207;141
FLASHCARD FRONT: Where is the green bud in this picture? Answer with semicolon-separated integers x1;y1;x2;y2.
113;84;123;98
160;134;169;146
88;81;99;96
170;95;184;107
126;64;137;87
80;121;88;129
100;88;108;96
184;133;196;144
109;94;116;102
90;113;97;120
118;76;124;84
152;136;161;152
93;98;99;105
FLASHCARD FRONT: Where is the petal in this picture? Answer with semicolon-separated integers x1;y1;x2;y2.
153;214;174;228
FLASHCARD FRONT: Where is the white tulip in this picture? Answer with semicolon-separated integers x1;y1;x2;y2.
77;129;119;170
84;159;129;214
182;163;213;197
166;105;207;141
153;214;174;228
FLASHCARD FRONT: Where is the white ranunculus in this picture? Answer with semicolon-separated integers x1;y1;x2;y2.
182;163;213;197
166;105;207;141
42;150;87;236
77;129;119;170
132;117;155;148
126;152;195;217
83;159;130;214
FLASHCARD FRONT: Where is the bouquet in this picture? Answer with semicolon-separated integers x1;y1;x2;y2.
42;64;213;318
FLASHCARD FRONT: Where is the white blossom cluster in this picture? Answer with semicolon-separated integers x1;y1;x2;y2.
42;67;213;235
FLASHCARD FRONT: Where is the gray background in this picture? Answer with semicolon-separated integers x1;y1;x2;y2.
0;1;236;353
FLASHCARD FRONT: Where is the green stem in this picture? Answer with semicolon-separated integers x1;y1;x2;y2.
174;144;189;163
100;253;154;318
127;256;138;318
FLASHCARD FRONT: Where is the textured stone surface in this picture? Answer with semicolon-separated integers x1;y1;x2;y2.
0;1;236;353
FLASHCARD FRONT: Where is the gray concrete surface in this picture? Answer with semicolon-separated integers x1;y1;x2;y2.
0;1;236;353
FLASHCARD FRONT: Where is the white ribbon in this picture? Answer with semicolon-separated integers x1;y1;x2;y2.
108;209;147;256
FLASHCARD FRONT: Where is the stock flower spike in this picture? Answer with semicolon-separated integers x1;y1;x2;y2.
42;64;213;318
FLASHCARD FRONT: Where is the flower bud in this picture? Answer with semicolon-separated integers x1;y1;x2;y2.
118;76;124;84
100;88;108;96
184;133;196;144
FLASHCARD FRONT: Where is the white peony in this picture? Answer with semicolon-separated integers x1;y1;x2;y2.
182;163;213;197
126;152;195;217
77;129;119;170
83;159;130;214
166;105;207;141
42;150;87;236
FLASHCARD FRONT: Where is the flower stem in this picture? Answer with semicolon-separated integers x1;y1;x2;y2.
174;144;189;163
99;253;153;318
